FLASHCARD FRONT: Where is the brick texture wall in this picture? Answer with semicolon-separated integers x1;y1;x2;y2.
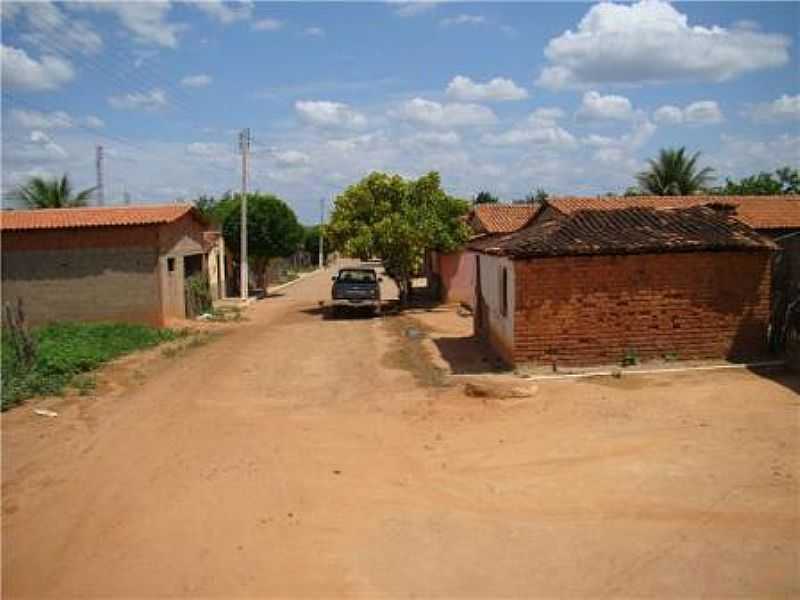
512;251;772;366
2;246;162;326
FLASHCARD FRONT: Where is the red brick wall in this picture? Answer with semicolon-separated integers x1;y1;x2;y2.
512;251;772;366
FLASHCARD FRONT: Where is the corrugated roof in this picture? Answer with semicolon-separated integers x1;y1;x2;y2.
0;204;205;231
470;203;540;234
546;195;800;230
471;206;776;258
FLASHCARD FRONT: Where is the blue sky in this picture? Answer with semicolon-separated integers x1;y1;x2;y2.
2;1;798;223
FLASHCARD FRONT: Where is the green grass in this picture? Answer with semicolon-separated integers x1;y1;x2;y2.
2;322;183;411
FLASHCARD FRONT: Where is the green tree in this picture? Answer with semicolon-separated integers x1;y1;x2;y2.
15;174;96;209
474;190;499;204
636;147;715;195
513;188;549;204
193;193;230;223
715;167;800;195
215;193;305;290
327;171;471;303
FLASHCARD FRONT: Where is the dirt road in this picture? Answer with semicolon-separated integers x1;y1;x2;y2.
3;267;799;598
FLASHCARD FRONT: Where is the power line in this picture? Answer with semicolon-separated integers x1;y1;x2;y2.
3;92;235;179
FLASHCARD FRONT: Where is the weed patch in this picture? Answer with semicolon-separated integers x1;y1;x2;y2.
2;322;181;410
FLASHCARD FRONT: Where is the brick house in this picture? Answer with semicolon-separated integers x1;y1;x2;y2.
470;205;776;367
540;195;800;351
428;203;540;307
1;204;215;326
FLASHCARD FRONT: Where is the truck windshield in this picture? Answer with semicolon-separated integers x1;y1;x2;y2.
337;270;376;283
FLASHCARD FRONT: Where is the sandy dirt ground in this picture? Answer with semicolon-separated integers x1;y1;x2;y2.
2;266;799;598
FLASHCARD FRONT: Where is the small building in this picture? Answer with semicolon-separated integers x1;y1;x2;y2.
1;204;215;326
428;203;540;307
470;205;777;367
540;195;800;352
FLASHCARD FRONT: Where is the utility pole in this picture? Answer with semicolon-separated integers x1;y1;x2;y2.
95;145;104;206
318;197;325;269
239;128;251;300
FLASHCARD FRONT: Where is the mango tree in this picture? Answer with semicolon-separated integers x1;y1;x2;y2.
327;171;470;304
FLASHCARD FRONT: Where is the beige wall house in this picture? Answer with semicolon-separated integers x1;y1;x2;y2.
1;204;214;326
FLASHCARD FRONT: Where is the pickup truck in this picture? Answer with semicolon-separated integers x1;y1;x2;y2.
331;267;382;316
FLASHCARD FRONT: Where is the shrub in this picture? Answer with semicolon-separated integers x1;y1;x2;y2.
185;273;213;317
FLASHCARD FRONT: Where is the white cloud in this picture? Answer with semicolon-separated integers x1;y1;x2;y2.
29;130;67;158
393;97;497;128
0;45;74;91
186;142;229;157
440;14;485;27
536;0;790;89
411;131;461;146
12;109;74;130
88;2;185;48
251;18;284;31
576;91;634;121
653;105;684;125
683;101;723;125
181;74;213;88
710;133;800;178
109;89;168;111
272;149;311;167
303;26;325;37
528;107;565;126
85;116;105;129
445;75;528;102
482;124;576;148
326;133;384;153
392;2;438;17
295;100;367;129
653;101;724;125
193;0;253;24
17;1;103;55
747;94;800;123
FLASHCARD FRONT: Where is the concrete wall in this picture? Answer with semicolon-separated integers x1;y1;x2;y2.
2;246;162;326
1;214;211;326
475;253;515;363
437;250;476;307
509;251;772;367
156;214;208;320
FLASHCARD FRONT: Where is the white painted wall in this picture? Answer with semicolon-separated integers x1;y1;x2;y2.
477;253;515;352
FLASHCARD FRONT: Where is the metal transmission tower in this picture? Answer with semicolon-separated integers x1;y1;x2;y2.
239;128;251;300
95;145;104;206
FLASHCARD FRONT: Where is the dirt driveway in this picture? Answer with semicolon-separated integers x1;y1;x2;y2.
3;267;799;598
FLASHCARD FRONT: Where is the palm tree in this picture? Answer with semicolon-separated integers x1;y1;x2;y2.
636;147;715;196
15;174;96;209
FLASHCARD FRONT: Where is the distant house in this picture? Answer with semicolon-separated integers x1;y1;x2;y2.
470;205;776;367
1;204;219;326
428;203;540;307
